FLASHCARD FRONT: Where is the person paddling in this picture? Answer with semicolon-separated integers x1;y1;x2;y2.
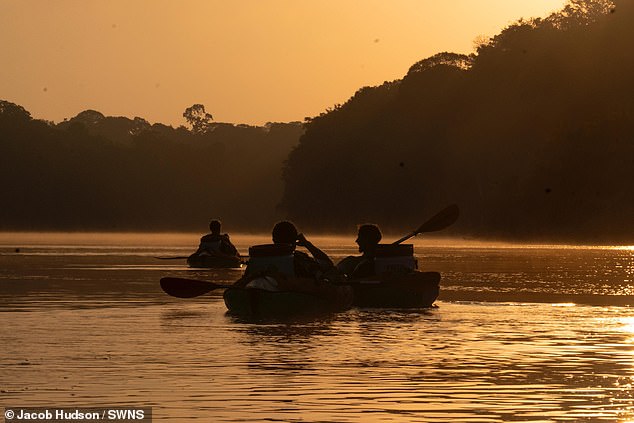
195;219;239;257
337;224;382;278
271;221;334;278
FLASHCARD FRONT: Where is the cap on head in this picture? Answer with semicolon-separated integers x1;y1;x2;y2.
209;220;221;234
357;224;382;245
272;221;298;245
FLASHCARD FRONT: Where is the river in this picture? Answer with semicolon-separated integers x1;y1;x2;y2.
1;233;633;422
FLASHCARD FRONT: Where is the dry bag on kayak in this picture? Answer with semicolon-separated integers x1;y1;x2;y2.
374;244;417;273
245;244;295;277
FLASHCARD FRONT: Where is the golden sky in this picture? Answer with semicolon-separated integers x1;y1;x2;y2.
0;0;567;126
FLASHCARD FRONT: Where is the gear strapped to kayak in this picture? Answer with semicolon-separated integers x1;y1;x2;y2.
223;243;353;316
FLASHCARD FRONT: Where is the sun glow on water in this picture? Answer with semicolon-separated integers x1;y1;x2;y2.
616;317;634;336
3;232;634;420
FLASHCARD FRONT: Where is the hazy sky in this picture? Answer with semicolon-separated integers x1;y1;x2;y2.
0;0;567;126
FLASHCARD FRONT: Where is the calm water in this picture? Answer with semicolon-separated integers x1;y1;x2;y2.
1;233;634;422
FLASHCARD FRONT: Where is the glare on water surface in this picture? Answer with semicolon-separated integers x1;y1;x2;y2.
1;233;634;422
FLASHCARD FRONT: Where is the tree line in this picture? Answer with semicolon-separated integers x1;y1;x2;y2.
0;102;302;231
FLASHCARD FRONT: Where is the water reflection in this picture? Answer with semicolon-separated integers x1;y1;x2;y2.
160;309;213;320
3;235;634;421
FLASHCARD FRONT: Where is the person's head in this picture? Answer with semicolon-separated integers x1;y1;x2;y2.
209;219;222;235
272;221;298;246
356;224;382;255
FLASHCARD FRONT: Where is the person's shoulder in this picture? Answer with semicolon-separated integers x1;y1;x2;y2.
294;250;317;263
201;233;219;242
220;233;237;245
338;255;361;264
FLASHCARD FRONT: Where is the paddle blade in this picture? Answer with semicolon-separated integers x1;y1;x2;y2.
160;277;220;298
416;204;460;234
393;204;460;245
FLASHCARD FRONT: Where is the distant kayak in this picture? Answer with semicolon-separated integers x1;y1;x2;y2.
351;271;440;308
186;252;242;269
223;275;353;317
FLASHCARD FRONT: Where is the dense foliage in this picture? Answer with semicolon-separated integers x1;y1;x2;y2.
0;102;302;231
280;0;633;243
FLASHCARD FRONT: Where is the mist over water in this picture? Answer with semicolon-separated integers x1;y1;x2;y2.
1;233;634;421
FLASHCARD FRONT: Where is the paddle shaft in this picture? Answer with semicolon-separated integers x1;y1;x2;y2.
392;204;459;245
160;275;411;299
155;256;190;260
155;255;248;264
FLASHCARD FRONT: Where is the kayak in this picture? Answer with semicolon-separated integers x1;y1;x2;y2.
351;271;440;308
342;243;440;308
223;274;354;317
186;252;242;269
221;242;437;316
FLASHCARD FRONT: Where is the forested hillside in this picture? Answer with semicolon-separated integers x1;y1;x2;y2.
280;0;633;243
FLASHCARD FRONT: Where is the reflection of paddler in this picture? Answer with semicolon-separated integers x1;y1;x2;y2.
195;219;238;257
337;224;382;278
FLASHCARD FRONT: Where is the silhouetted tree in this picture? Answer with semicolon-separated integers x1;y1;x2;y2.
0;100;32;126
407;52;473;75
547;0;614;28
183;104;213;134
56;110;151;144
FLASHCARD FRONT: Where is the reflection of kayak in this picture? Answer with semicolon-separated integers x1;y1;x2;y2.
186;252;242;269
223;275;353;316
351;271;440;308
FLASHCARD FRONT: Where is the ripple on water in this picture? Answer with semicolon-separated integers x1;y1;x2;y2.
2;238;634;421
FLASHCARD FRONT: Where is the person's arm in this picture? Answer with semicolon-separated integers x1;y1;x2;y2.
193;235;206;254
220;234;239;256
296;233;333;267
336;256;358;278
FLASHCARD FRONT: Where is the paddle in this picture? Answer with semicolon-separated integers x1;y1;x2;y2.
155;256;190;260
161;205;459;298
392;204;459;245
160;277;232;298
155;254;248;263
